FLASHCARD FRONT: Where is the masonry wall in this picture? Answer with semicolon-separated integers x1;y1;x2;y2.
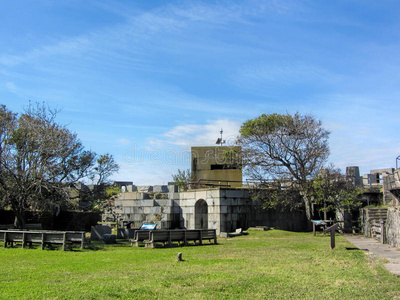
178;189;221;231
177;188;308;233
386;208;400;248
218;189;251;233
112;186;309;235
114;191;178;229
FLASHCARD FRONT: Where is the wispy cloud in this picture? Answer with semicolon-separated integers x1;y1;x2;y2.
117;138;131;146
5;81;17;93
0;1;301;70
2;0;400;185
232;62;341;90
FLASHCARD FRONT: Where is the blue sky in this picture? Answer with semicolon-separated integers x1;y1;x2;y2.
1;0;400;184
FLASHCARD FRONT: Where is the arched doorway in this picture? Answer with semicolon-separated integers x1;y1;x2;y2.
195;199;208;229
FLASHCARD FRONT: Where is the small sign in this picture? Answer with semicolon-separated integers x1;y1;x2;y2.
140;223;157;230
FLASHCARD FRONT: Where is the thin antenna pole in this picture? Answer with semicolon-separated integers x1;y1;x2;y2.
216;128;225;146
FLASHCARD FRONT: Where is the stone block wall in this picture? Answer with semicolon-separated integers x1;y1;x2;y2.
114;189;178;229
178;188;221;231
111;186;309;235
386;208;400;248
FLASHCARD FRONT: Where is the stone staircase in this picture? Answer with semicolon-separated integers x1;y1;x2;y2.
367;207;388;221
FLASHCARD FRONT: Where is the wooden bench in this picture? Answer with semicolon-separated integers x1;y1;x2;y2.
199;229;218;245
0;230;85;251
0;224;15;230
182;230;201;245
130;230;151;247
143;229;217;248
144;230;171;248
169;230;186;246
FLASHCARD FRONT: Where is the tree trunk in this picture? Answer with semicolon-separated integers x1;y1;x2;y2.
302;192;313;231
14;208;26;229
12;197;26;229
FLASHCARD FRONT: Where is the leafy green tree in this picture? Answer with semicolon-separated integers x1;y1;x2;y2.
237;113;330;221
172;169;194;191
0;103;99;228
247;179;303;212
307;166;363;220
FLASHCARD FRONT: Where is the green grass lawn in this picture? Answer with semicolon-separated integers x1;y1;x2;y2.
0;230;399;299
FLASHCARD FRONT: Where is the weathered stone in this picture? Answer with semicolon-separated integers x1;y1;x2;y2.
153;185;169;193
386;208;400;248
121;200;135;207
103;234;117;244
168;184;179;193
91;225;111;240
139;200;155;207
137;186;153;193
123;207;133;214
119;192;139;200
177;252;183;261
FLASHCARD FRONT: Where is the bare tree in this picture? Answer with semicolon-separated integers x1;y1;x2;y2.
93;153;119;186
0;103;96;228
238;112;330;221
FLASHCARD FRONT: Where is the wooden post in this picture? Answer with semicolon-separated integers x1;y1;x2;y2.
81;232;85;249
325;224;339;249
41;233;45;250
313;222;316;236
380;220;386;244
62;232;67;251
168;231;172;248
22;232;26;249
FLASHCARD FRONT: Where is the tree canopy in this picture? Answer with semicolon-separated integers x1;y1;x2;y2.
0;103;119;228
238;112;330;220
172;169;193;192
307;166;363;220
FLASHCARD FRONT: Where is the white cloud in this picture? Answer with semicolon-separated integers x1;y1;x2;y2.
113;118;242;184
117;138;131;146
161;119;241;147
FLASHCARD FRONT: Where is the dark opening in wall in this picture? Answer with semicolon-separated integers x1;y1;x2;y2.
210;164;238;170
192;158;197;172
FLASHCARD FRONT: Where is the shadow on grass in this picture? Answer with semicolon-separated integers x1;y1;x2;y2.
346;247;368;251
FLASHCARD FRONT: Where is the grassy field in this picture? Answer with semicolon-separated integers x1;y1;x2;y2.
0;230;399;299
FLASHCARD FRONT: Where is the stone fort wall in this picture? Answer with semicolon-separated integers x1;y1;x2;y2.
111;185;308;234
